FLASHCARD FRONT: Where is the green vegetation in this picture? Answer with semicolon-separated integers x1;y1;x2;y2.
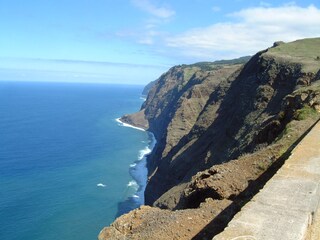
193;56;251;67
180;56;251;73
257;160;272;171
190;63;217;71
294;105;319;120
276;105;320;156
211;56;251;65
268;37;320;72
183;67;200;82
269;38;320;58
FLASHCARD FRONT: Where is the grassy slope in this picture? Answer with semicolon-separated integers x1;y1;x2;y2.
268;37;320;72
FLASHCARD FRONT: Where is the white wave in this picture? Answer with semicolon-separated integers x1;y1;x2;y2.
150;132;157;148
121;129;157;205
140;97;147;101
138;146;151;160
97;183;107;188
115;118;145;132
127;180;139;190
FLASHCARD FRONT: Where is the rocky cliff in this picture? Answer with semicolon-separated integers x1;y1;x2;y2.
100;38;320;239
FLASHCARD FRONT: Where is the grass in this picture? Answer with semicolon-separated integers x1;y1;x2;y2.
277;109;320;156
256;160;272;171
269;38;320;59
294;105;319;120
183;67;200;82
267;37;320;73
180;56;251;82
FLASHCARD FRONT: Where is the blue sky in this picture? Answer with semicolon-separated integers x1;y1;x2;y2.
0;0;319;84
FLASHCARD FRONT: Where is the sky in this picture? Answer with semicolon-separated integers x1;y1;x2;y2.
0;0;319;84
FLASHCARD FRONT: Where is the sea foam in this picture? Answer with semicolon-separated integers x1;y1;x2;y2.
130;163;137;168
97;183;107;187
116;112;157;206
127;180;139;190
138;146;152;160
115;118;145;132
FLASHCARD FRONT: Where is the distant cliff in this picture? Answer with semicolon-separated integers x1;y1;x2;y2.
141;80;157;96
100;38;320;239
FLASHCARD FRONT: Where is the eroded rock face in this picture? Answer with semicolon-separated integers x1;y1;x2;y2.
144;38;320;206
99;199;233;240
100;38;320;239
120;109;148;130
143;64;244;203
99;113;318;240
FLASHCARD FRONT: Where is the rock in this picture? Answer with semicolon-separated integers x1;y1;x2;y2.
120;109;148;130
142;80;158;96
273;41;285;47
101;37;320;239
99;200;233;240
144;38;320;207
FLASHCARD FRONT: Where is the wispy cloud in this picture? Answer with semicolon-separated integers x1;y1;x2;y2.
0;57;167;70
131;0;175;19
212;6;221;12
165;4;320;60
0;57;169;84
128;0;174;46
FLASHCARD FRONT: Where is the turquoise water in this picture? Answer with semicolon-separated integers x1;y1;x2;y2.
0;81;151;240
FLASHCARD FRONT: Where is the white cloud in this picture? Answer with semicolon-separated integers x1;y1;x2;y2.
130;0;174;46
131;0;175;18
165;4;320;60
138;30;162;45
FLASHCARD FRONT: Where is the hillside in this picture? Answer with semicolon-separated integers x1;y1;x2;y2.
99;38;320;239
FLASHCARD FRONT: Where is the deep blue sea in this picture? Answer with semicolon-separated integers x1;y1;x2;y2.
0;81;153;240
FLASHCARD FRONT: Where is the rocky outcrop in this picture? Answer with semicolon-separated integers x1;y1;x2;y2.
99;199;234;240
99;38;320;239
120;109;148;130
144;38;320;206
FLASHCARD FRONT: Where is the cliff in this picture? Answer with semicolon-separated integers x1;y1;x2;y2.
141;80;157;96
100;38;320;239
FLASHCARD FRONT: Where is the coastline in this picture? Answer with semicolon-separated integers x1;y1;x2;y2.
115;117;156;209
115;118;146;132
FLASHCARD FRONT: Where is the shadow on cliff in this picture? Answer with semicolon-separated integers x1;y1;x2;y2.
146;49;302;204
144;66;239;204
145;68;205;173
190;117;320;239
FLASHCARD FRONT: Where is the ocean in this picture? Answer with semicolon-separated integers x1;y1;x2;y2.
0;81;153;240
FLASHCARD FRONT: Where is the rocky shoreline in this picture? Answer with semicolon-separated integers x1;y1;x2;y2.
99;38;320;239
120;110;149;131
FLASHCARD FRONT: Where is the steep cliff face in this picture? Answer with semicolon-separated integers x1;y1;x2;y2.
141;80;157;96
144;38;320;206
100;38;320;239
144;64;242;160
